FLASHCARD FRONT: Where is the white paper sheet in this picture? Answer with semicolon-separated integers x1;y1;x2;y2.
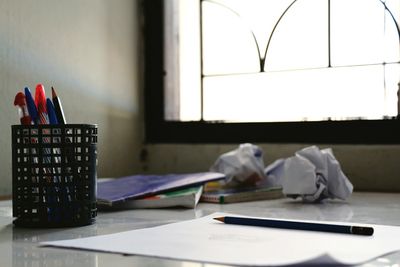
41;213;400;266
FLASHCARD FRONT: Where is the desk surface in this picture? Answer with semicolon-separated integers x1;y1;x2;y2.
1;192;400;267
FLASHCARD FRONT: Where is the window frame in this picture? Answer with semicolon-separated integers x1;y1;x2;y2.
144;0;400;144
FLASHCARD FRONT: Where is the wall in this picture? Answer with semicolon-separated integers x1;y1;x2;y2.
0;0;143;195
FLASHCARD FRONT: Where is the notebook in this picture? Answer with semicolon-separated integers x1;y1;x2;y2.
97;172;225;205
98;186;203;209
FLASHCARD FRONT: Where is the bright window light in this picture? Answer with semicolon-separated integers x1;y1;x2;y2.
164;0;400;122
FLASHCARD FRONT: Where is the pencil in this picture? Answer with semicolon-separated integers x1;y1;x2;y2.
214;216;374;236
51;87;66;124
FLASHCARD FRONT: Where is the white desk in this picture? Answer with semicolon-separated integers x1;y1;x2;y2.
1;192;400;267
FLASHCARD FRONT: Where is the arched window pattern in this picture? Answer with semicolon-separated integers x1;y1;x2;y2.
201;0;400;122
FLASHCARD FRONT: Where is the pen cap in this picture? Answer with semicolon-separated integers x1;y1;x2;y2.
24;87;38;125
46;98;58;125
14;92;31;125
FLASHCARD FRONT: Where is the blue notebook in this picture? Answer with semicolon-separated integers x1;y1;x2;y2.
97;172;225;204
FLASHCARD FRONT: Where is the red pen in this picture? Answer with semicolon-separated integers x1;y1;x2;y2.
35;84;49;124
34;84;53;178
14;92;32;125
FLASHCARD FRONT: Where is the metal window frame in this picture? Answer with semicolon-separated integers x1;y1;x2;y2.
143;0;400;144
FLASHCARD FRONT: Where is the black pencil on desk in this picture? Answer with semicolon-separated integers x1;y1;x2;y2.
214;216;374;236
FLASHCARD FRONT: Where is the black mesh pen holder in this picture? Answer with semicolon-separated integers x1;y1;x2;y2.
12;124;98;228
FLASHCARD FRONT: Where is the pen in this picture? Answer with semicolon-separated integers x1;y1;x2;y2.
14;92;32;125
24;87;38;125
35;84;49;124
34;84;54;186
46;98;59;125
51;87;66;124
214;216;374;236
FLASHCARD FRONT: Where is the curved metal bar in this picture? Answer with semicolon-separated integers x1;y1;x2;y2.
378;0;400;119
203;0;400;74
379;0;400;43
262;0;400;71
203;0;263;71
262;0;299;72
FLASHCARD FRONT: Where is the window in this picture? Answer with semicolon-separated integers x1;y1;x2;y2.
144;0;400;143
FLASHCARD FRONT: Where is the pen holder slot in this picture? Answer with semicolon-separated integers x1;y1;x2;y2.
12;124;98;228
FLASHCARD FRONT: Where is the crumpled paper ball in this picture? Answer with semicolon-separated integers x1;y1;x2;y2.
210;143;267;187
267;145;353;202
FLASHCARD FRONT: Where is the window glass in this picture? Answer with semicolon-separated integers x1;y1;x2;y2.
166;0;400;122
202;1;260;75
265;0;328;70
331;0;385;65
203;65;389;122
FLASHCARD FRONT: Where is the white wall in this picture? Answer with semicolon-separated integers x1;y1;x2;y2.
0;0;144;195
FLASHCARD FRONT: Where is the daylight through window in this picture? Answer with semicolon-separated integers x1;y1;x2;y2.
164;0;400;123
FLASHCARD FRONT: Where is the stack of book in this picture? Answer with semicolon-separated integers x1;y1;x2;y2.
97;172;225;210
200;185;283;204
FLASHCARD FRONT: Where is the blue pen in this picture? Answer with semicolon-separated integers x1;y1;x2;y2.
24;87;38;125
46;98;59;125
